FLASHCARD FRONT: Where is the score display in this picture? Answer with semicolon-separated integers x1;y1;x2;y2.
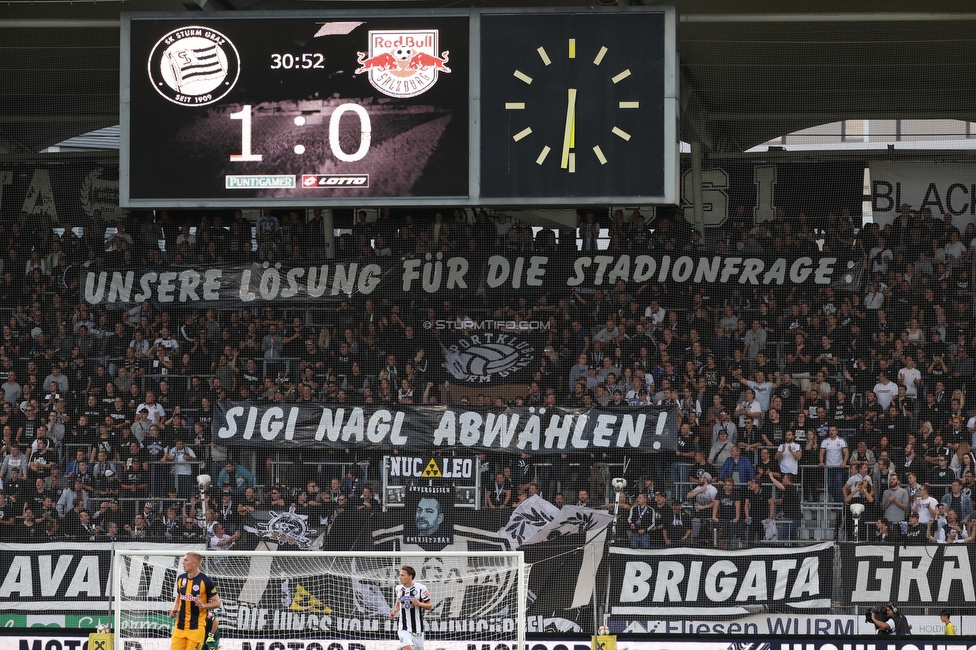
121;9;677;207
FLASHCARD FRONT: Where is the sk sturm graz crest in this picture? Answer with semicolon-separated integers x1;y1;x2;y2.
355;30;450;99
148;26;240;106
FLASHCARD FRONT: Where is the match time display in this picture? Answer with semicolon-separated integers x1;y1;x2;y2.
123;14;469;205
121;9;677;207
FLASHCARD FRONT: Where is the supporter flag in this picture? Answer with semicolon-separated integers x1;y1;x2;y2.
439;334;537;386
503;495;559;548
831;256;867;292
510;499;613;610
351;578;391;616
506;497;614;549
521;523;610;610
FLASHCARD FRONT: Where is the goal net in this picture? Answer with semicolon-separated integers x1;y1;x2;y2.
113;549;527;650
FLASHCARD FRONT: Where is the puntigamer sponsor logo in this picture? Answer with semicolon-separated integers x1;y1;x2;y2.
225;175;296;189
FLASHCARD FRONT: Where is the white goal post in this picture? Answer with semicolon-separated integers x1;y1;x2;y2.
113;549;528;650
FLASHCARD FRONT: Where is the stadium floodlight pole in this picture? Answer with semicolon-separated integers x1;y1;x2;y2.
590;542;601;637
475;457;482;510
517;551;527;649
599;478;629;635
113;551;121;642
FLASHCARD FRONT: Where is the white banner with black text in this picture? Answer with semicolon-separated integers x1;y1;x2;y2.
607;543;835;618
214;401;679;454
869;161;976;228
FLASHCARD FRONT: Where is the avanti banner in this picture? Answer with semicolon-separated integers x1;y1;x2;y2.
0;542;200;611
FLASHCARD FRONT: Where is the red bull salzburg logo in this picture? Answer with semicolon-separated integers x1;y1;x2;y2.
355;30;450;99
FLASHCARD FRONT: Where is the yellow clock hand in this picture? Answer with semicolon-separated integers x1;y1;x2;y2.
560;88;577;169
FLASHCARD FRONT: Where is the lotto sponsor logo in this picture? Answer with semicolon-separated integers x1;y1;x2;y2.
225;175;296;189
301;174;369;188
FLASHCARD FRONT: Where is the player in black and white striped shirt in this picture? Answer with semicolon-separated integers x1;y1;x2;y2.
389;565;432;650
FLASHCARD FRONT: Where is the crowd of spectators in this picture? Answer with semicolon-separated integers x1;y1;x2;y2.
0;204;975;550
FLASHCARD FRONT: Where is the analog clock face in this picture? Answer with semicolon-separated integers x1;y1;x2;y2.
479;12;668;201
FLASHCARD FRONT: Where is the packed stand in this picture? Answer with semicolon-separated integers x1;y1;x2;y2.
0;206;974;550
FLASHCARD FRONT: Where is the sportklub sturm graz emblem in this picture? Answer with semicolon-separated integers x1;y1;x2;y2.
354;30;450;99
148;26;240;106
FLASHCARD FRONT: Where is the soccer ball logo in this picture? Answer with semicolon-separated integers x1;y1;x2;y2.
392;47;414;66
441;336;534;384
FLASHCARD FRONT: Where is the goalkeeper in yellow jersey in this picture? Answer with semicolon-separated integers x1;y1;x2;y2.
169;552;221;650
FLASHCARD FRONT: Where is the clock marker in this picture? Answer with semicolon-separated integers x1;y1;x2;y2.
513;127;533;142
537;47;552;66
505;103;525;110
612;126;631;141
568;152;576;173
568;39;576;59
619;101;640;109
611;69;632;84
513;70;532;85
536;146;551;165
560;88;578;169
593;145;607;165
593;46;608;66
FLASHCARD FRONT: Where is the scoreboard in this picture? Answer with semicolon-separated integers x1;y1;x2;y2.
121;8;678;207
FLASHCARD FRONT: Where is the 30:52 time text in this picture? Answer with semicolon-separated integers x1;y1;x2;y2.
270;53;325;70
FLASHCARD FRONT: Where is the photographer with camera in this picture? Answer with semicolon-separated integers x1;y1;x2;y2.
869;603;912;636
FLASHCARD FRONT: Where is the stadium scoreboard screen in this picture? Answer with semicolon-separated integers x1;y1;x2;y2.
121;9;678;207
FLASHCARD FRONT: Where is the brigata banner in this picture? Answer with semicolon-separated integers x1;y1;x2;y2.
83;252;859;307
214;401;679;454
869;161;976;228
607;543;834;617
841;544;976;608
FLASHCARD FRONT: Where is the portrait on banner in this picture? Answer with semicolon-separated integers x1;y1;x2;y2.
404;484;454;549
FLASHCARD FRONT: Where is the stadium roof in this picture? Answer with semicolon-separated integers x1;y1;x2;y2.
2;0;976;157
